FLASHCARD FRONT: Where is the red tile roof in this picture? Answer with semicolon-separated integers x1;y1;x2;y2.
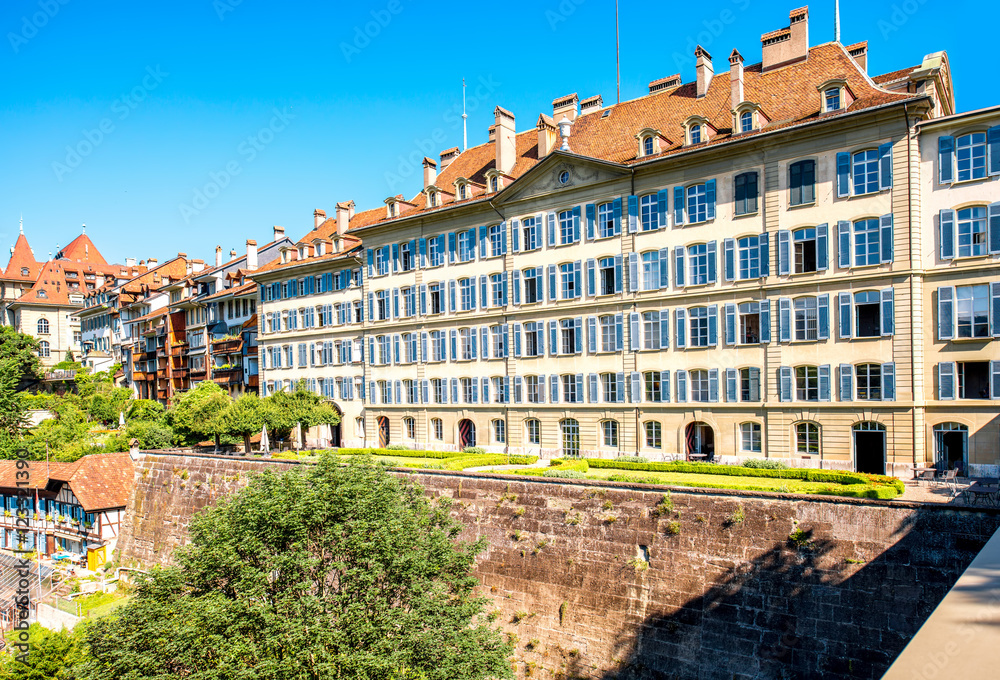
14;261;124;307
1;233;43;283
0;453;134;512
873;65;918;85
56;233;107;265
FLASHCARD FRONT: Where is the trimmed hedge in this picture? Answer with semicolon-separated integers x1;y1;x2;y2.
335;448;464;460
438;454;538;471
516;459;589;477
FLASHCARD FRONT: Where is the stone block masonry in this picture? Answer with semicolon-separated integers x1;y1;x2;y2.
118;453;1000;680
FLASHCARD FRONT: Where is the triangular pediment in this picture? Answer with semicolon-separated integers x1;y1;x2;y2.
494;151;630;205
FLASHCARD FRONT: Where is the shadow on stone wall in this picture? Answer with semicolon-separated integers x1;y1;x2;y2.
597;511;993;680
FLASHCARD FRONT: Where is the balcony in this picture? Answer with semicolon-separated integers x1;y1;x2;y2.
247;374;259;388
213;371;245;386
132;371;146;382
172;367;190;378
190;369;207;381
211;338;244;354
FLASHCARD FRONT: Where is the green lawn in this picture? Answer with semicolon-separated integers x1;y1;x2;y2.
552;468;853;494
73;590;131;619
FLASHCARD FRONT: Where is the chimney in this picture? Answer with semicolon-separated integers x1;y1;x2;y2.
729;49;745;109
488;125;497;143
695;46;714;97
229;249;237;260
648;75;682;94
246;239;258;270
125;257;136;267
552;93;579;122
191;259;205;273
273;226;285;242
313;209;326;229
580;95;604;116
537;114;558;159
335;201;352;235
762;7;810;72
423;157;438;189
440;147;460;171
847;41;868;73
147;258;158;268
215;245;222;267
494;106;516;176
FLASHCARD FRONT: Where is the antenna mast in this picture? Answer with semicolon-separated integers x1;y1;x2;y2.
462;78;468;151
834;0;841;42
615;0;621;104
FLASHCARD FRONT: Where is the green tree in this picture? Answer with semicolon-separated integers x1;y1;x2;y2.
0;326;40;382
0;358;29;450
265;382;340;448
219;392;269;453
87;387;133;427
76;457;512;680
21;399;91;461
126;399;165;423
0;623;86;679
168;381;231;448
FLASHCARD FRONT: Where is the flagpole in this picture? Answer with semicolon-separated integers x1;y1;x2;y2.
615;0;621;104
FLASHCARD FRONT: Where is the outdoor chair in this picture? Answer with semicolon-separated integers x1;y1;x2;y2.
938;469;959;497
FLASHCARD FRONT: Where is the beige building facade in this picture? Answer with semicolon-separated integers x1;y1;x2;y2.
254;6;999;475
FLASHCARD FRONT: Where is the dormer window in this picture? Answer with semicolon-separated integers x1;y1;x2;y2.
733;103;767;135
740;111;753;133
825;88;840;112
817;80;852;114
458;183;467;200
490;176;498;192
428;190;438;208
683;115;713;146
690;125;702;144
20;267;28;276
636;128;666;158
643;137;654;156
37;289;47;299
387;202;397;218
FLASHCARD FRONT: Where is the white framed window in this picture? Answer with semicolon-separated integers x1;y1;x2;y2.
956;133;987;182
642;312;660;349
852;149;880;195
644;421;661;449
560;419;580;456
432;418;443;440
525;419;541;445
459;278;474;311
796;422;821;454
793;297;818;341
740;111;753;133
737;236;760;279
403;417;415;439
795;366;820;401
643;371;662;402
687;244;710;285
641;251;659;291
492;419;506;444
957;207;988;258
853;218;881;266
601;420;619;448
559;210;574;245
38;340;50;358
521;217;539;251
686;184;708;223
37;318;49;335
489;224;504;257
640;194;658;231
690;370;711;402
690;125;702;144
956;284;990;338
597;203;614;238
824;88;841;112
740;422;761;453
856;364;883;400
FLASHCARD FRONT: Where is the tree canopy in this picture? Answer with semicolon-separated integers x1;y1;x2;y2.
219;392;269;453
0;326;40;383
169;381;231;446
265;383;340;447
76;457;513;680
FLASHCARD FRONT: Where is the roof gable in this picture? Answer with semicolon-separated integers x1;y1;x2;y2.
495;150;631;205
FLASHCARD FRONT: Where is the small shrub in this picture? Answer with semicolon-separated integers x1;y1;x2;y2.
604;514;617;523
653;492;674;516
385;443;409;451
742;458;790;470
726;506;746;525
565;512;581;526
666;521;681;535
543;470;586;479
512;610;529;624
615;455;649;464
789;528;812;548
601;500;613;511
512;530;523;541
526;638;540;651
462;446;486;455
627;557;649;572
559;601;568;625
513;506;525;517
845;557;866;565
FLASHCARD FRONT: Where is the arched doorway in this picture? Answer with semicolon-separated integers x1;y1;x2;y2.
459;419;476;448
685;422;715;461
853;422;886;474
934;423;968;473
377;416;390;448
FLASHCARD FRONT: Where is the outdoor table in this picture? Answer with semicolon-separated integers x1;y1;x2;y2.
688;454;709;462
913;466;937;479
963;482;999;507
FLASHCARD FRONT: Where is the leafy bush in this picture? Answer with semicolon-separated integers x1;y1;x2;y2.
543;470;587;479
517;459;588;477
127;399;166;423
462;446;486;455
335;448;466;459
126;421;175;451
585;459;882;485
441;454;537;471
615;455;649;464
385;443;409;451
742;458;790;470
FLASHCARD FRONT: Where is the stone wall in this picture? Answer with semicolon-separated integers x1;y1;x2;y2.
118;453;1000;680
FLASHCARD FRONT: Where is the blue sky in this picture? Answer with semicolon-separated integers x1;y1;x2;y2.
0;0;994;266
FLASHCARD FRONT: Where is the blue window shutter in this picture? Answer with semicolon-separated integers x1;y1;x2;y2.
368;382;376;404
585;205;595;241
451;378;460;404
989;126;1000;175
628;253;639;292
418;237;427;267
586;259;596;297
938;286;955;340
657;189;668;227
837;152;851;197
448;280;457;312
839;364;853;402
993;283;1000;338
816;224;829;271
614;255;623;293
391;243;399;272
478;225;487;259
939;209;956;260
881;288;895;336
479;275;487;309
630;372;642;403
549;320;558;356
501;324;509;358
613;198;623;235
629;312;641;351
724;303;737;346
587;316;598;353
392;335;400;364
988;203;1000;255
674;246;685;287
658;248;670;288
367;248;373;277
419;285;427;315
547;212;557;246
574;317;583;353
708;305;719;346
575;374;584;403
513;376;523;404
675;308;687;348
938;362;956;400
511;219;520;252
778;297;792;343
615;313;624;351
421;380;429;404
573;261;582;298
420;332;428;362
659;310;670;350
448;232;456;263
819;365;831;402
627;195;639;234
470;330;478;359
367;293;374;321
879;142;893;190
588;373;599;403
838;221;852;268
880;214;894;263
760;300;771;343
660;370;671;403
616;372;625;402
502;274;509;305
882;363;896;401
726;368;738;402
708;369;719;402
818;294;830;340
992;361;1000;399
450;329;458;360
673;186;685;225
839;292;853;339
478;377;487;404
512;323;522;357
759;232;770;276
392;289;400;319
706;178;717;220
544;264;555;301
938;135;955;184
707;240;718;283
572;207;581;242
676;370;688;403
779;366;793;402
778;230;791;276
550;375;560;403
508;269;520;306
723;238;735;282
537;324;545;356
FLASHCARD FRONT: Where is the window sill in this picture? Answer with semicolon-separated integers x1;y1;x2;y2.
949;175;995;187
948;336;994;343
683;219;714;228
787;201;816;210
733;211;760;220
844;188;890;200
